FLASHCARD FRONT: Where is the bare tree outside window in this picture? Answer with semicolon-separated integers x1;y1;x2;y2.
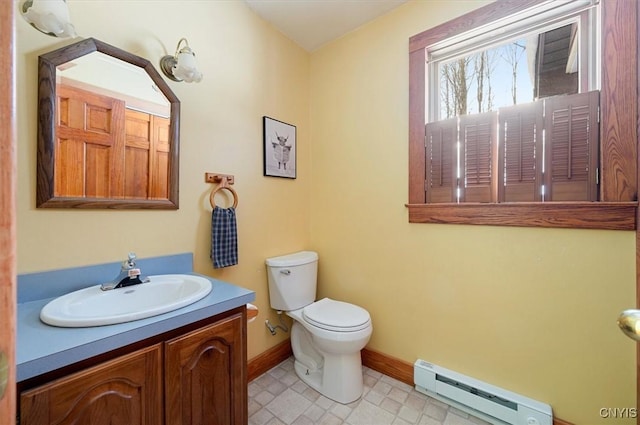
437;24;579;121
501;41;527;105
440;57;473;118
439;39;534;119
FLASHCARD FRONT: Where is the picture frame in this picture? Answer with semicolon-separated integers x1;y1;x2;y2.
263;116;296;179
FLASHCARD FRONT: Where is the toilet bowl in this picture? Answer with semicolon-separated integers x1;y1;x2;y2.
265;251;373;404
287;298;372;403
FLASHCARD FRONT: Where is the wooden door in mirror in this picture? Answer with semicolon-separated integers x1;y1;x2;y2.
37;38;180;209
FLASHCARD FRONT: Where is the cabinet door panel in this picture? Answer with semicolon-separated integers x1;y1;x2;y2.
165;313;246;425
20;345;162;425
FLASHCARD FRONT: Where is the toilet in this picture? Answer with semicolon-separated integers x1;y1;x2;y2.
265;251;372;404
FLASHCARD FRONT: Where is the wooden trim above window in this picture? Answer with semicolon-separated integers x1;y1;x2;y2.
408;0;548;54
408;0;638;230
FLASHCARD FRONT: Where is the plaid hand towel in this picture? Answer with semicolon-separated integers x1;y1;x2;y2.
211;206;238;268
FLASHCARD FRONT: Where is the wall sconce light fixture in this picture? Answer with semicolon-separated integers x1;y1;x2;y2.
20;0;76;38
160;38;203;83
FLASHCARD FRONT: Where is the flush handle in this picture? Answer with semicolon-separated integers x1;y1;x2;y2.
280;269;291;275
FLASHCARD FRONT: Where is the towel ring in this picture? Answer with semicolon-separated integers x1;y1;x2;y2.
210;184;238;209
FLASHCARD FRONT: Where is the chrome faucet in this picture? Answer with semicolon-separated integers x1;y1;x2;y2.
100;253;150;291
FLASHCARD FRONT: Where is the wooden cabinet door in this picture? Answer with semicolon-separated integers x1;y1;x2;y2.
165;313;246;425
20;345;162;425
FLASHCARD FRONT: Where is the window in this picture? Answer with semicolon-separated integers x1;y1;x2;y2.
426;4;599;204
407;0;638;230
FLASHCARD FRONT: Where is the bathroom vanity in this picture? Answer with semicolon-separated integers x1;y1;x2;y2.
15;253;254;425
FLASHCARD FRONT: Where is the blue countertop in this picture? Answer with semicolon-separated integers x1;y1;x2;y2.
17;253;255;382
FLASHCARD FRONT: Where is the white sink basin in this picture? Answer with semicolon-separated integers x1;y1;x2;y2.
40;274;212;327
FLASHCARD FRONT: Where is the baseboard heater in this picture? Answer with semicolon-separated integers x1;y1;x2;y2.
414;360;552;425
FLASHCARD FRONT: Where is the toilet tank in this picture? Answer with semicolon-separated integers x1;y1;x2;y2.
266;251;318;311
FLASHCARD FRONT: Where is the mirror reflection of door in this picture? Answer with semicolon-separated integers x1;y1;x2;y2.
55;52;171;200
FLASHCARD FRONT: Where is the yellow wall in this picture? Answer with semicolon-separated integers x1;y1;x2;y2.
15;0;309;359
15;0;636;424
309;1;635;424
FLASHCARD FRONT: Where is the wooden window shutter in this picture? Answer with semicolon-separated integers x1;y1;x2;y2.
425;118;457;203
459;111;497;202
544;90;599;201
498;101;544;202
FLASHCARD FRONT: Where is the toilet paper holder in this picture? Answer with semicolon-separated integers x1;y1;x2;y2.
247;303;258;323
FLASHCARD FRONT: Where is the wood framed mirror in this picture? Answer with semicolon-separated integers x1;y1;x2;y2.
37;38;180;209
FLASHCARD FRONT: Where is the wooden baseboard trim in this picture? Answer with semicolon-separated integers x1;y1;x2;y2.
248;339;292;382
360;348;574;425
552;419;574;425
361;347;414;386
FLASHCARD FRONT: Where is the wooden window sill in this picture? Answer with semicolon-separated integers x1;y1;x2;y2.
406;202;637;230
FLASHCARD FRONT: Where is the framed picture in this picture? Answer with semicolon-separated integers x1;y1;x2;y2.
263;116;296;179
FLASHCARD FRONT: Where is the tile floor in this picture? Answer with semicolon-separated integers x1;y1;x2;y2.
248;357;492;425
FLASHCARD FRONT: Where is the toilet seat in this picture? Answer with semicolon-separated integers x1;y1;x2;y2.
303;298;371;332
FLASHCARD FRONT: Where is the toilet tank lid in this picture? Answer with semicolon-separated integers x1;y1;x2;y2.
266;251;318;267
